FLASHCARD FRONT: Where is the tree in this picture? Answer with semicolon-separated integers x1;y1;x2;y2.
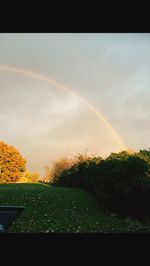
31;172;40;183
0;141;26;183
106;151;131;160
20;170;41;183
135;149;150;179
45;157;74;183
96;154;148;213
45;152;100;183
137;149;150;163
50;155;103;189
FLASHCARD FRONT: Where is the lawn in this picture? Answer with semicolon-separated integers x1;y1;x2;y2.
0;183;149;233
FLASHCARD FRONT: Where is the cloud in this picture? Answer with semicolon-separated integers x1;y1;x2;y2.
1;33;150;174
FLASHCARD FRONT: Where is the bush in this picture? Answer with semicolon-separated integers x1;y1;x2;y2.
51;151;150;219
52;156;102;189
136;149;150;178
96;155;148;214
45;157;75;183
46;152;99;184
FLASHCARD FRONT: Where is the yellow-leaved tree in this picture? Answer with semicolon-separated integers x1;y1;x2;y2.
0;141;26;183
19;170;41;183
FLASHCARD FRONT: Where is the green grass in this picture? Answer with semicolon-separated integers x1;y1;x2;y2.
0;183;150;233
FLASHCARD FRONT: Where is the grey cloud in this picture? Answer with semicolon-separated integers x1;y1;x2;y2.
0;33;150;174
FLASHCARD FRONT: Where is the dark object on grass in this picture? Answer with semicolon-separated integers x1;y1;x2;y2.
0;206;25;233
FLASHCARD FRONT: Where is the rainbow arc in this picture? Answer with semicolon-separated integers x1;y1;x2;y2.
0;64;127;150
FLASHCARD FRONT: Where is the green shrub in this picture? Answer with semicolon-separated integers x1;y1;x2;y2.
136;149;150;178
96;155;148;212
46;153;94;184
52;151;149;218
52;156;102;190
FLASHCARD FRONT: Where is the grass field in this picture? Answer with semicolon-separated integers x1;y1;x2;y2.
0;183;150;233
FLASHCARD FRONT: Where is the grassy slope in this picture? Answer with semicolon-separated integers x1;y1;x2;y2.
0;183;149;233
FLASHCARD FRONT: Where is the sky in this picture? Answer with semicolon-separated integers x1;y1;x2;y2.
0;33;150;176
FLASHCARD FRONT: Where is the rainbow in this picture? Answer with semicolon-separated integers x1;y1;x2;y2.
0;64;127;150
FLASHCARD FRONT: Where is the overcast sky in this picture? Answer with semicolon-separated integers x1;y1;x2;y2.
0;33;150;175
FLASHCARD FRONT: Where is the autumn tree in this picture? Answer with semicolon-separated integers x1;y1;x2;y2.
0;141;26;183
45;152;98;183
19;170;41;183
31;172;40;182
45;157;74;182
